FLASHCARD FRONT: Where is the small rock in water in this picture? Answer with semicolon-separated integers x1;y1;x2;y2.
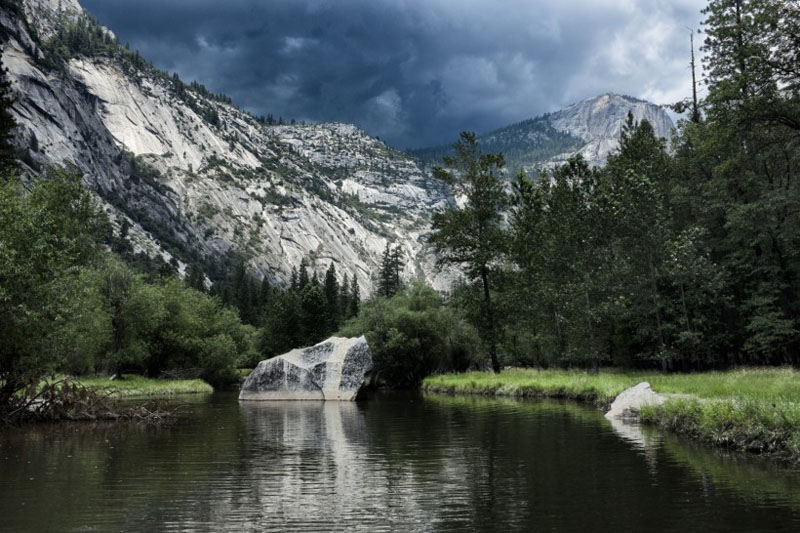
239;336;373;401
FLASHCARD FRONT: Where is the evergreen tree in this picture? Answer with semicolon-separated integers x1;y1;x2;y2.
324;262;340;330
0;51;16;173
298;258;309;290
260;277;271;312
348;275;360;318
391;246;404;292
231;261;252;323
430;132;508;373
186;264;206;293
300;284;328;344
377;243;405;298
261;290;302;356
378;243;393;297
339;272;350;319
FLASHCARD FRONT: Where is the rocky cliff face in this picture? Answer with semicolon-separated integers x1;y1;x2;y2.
547;93;674;168
414;93;675;174
2;0;450;292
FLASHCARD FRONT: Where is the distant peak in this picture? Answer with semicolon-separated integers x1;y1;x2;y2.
572;92;648;107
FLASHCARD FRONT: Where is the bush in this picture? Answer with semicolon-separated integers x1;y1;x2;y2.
338;282;481;387
0;170;106;406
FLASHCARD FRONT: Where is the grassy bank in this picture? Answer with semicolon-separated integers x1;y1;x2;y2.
72;374;214;398
423;368;800;462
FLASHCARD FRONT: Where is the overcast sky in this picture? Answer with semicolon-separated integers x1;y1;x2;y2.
82;0;707;149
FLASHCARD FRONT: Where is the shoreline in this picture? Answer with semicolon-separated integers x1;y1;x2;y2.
71;374;214;399
422;368;800;464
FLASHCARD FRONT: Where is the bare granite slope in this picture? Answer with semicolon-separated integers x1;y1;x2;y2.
2;0;451;292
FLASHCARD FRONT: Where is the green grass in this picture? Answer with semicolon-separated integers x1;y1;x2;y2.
423;368;636;406
71;374;214;398
423;368;800;462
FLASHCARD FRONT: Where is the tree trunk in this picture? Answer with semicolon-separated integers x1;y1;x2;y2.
481;266;501;374
584;290;598;374
648;252;668;372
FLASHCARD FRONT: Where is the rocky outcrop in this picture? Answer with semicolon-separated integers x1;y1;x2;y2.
548;93;674;167
239;337;373;401
3;0;452;294
604;382;667;421
415;93;674;175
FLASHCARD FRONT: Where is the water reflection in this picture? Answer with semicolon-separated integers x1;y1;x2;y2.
1;393;800;531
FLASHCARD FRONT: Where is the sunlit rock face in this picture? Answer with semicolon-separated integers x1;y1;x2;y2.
547;92;674;167
2;0;453;294
239;336;373;401
416;92;675;177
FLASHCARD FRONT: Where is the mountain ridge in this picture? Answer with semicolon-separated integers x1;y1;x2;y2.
411;92;674;174
3;0;675;295
2;0;452;294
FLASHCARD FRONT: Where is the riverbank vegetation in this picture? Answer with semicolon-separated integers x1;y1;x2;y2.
72;374;214;398
424;368;800;405
424;368;800;461
406;0;800;375
3;0;800;436
348;0;800;388
339;282;481;387
0;169;257;423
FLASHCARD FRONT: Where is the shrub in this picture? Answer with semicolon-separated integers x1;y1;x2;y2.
339;283;481;387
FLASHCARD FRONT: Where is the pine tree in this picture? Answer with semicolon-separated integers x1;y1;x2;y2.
378;243;393;297
298;258;309;290
377;243;404;297
339;272;350;319
0;51;17;173
260;277;271;310
391;245;404;293
186;264;206;293
301;284;328;344
430;131;508;373
324;262;340;330
348;275;360;318
261;290;302;356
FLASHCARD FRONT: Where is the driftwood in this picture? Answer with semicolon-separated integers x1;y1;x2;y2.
0;376;176;427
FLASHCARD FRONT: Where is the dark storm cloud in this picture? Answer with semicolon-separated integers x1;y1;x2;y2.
81;0;706;148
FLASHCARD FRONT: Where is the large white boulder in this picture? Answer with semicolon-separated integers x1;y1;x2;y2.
239;336;373;401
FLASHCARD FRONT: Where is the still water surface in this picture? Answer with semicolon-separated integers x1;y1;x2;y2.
2;392;800;532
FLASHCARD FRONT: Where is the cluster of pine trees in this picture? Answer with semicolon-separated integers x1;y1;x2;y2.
376;243;404;298
431;0;800;373
258;259;360;359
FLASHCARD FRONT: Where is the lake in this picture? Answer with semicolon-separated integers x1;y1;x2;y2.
2;392;800;532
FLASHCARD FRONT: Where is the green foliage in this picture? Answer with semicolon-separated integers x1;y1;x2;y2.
423;1;800;374
0;169;105;402
323;262;340;330
260;290;302;358
300;284;329;345
410;116;585;176
75;258;258;387
431;131;508;373
376;243;404;298
74;374;214;398
0;167;256;410
339;283;480;387
0;51;17;173
259;258;360;358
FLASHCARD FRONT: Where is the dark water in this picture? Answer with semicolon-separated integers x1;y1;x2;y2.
2;393;800;532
